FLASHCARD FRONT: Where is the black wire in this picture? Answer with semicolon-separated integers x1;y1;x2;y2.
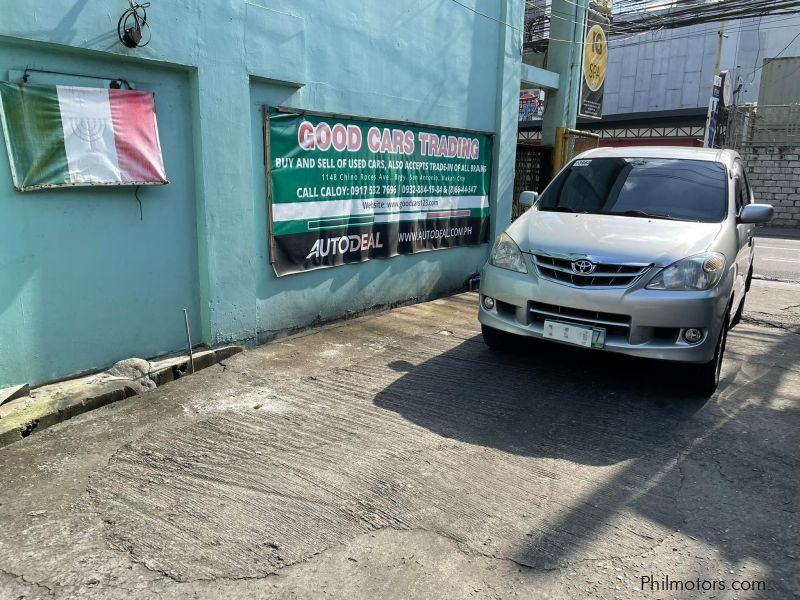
610;0;800;37
117;0;151;48
742;28;800;80
134;185;143;221
747;16;763;86
526;0;800;42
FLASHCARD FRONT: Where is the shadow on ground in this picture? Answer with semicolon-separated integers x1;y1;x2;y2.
377;335;708;466
374;328;799;595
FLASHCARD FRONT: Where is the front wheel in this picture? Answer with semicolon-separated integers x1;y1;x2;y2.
745;263;754;292
481;324;519;351
691;315;729;395
731;265;754;328
731;292;746;328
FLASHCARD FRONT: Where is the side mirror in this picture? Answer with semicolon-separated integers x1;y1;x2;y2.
739;203;774;224
519;191;538;208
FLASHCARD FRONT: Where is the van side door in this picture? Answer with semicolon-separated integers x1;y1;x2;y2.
732;161;752;303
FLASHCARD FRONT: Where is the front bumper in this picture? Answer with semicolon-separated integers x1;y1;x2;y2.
478;260;731;364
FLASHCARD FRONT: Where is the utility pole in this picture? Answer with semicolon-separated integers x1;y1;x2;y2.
713;22;726;75
705;22;727;148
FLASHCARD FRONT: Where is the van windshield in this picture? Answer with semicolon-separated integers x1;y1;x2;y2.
538;157;728;223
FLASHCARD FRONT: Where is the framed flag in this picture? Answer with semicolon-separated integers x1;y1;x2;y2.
0;82;168;191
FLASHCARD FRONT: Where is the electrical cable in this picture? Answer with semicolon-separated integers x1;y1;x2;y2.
607;18;800;52
525;0;800;50
447;0;528;34
462;0;800;55
740;28;800;80
746;16;763;85
528;16;800;52
117;0;151;48
609;0;800;37
134;185;144;220
554;0;800;37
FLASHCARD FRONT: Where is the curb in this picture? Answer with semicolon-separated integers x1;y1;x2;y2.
0;345;243;449
754;227;800;240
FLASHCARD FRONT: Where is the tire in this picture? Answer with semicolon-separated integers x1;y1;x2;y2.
731;265;754;328
691;313;730;396
481;324;519;351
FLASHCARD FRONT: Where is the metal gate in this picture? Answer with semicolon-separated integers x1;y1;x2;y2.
513;146;547;219
726;104;800;149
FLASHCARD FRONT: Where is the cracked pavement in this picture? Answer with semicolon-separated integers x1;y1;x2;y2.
0;279;798;599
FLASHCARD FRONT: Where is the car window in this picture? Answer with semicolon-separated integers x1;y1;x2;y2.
734;172;745;216
742;169;754;204
539;157;728;223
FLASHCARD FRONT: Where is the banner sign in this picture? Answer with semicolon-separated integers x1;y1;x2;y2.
0;82;167;191
266;109;492;276
703;71;733;148
704;74;723;148
519;90;545;122
578;10;609;119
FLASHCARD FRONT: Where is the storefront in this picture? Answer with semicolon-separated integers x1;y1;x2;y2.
0;0;525;387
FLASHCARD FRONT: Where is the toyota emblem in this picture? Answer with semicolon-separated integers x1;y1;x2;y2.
572;259;596;274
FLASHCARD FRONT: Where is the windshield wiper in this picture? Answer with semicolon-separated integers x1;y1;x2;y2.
601;210;686;221
539;206;578;213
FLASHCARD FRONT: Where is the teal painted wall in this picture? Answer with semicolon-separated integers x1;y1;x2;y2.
0;0;523;387
0;40;201;386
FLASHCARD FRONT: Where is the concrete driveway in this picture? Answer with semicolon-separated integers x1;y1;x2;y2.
1;280;798;599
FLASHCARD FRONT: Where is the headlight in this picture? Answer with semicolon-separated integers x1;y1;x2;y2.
490;233;528;273
646;252;726;291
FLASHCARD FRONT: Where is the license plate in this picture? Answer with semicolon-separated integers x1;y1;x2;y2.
543;320;606;349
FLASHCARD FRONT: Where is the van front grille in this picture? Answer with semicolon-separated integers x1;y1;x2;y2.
532;254;651;288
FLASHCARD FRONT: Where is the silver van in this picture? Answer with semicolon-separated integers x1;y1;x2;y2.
478;147;774;394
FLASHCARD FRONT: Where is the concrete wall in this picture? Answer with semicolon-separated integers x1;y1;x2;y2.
0;0;524;387
758;57;800;105
604;15;800;115
0;41;201;386
741;147;800;228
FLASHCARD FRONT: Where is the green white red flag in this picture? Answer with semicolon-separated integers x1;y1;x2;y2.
0;82;167;191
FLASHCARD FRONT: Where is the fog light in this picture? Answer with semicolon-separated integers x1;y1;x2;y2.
483;296;495;310
683;328;703;344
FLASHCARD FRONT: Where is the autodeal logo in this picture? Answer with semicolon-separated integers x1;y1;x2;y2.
306;233;384;260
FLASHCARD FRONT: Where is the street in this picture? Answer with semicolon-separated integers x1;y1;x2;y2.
754;230;800;283
1;273;798;599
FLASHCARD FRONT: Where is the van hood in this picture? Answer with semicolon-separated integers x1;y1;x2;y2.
506;210;723;267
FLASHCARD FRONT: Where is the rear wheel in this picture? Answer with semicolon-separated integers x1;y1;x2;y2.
692;314;730;395
481;324;519;351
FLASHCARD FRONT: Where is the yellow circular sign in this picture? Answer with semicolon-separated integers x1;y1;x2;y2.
583;24;608;92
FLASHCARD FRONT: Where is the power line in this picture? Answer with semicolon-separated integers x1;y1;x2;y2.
447;0;800;57
609;0;800;36
739;28;800;80
525;0;800;45
530;16;800;51
607;17;800;51
446;0;527;34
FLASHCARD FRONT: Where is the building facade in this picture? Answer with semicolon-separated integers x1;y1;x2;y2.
520;12;800;147
0;0;525;387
